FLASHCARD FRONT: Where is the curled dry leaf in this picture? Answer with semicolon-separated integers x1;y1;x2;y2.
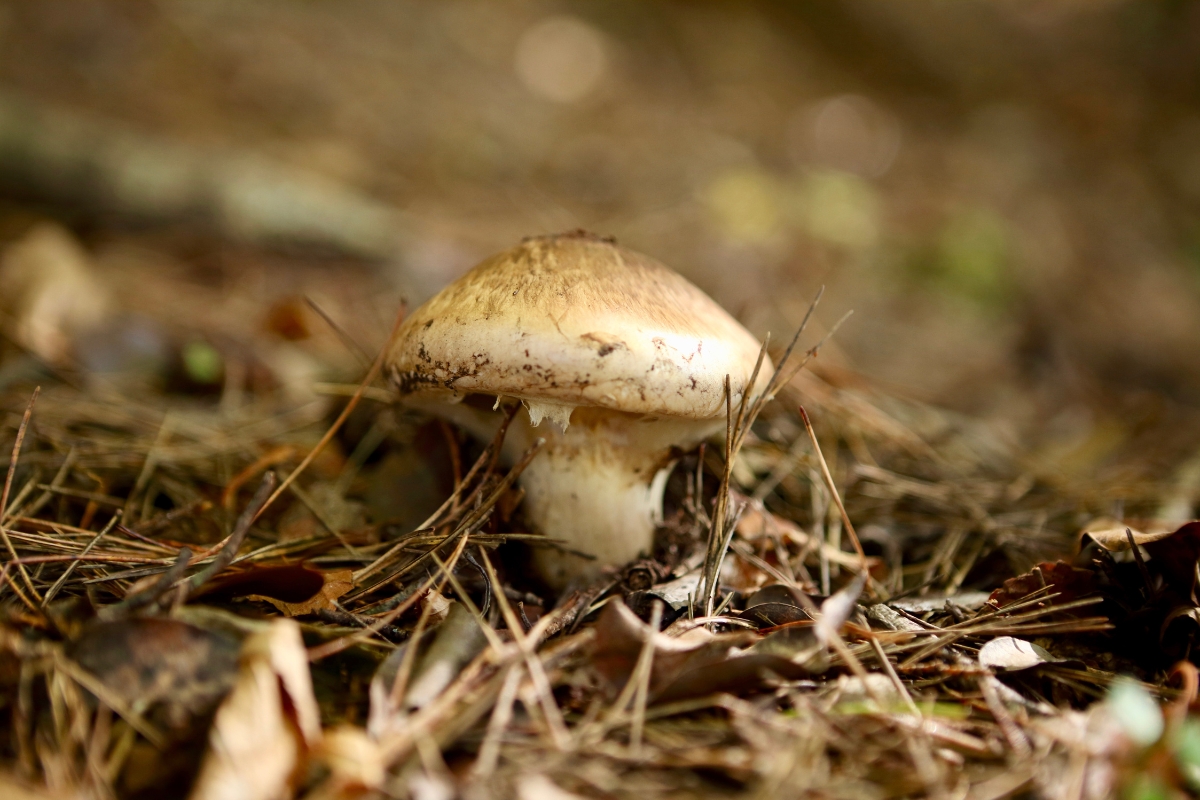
1080;518;1184;551
738;584;812;628
69;616;244;796
987;561;1097;608
253;569;354;617
736;502;862;569
194;564;357;621
889;591;991;614
625;571;700;624
1136;522;1200;593
589;599;815;704
1083;519;1200;595
188;619;321;800
195;565;327;604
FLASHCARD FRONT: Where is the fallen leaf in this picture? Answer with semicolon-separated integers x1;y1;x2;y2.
589;599;813;704
738;602;810;628
736;500;864;569
979;636;1066;671
625;571;700;624
736;583;813;627
866;604;925;633
889;591;991;614
69;618;240;733
1140;523;1200;593
815;573;866;647
253;569;354;617
0;223;111;366
987;561;1096;608
1080;518;1184;551
196;565;327;604
188;619;321;800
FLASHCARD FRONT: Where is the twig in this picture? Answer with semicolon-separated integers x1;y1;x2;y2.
1;387;43;605
799;405;867;566
305;296;373;368
630;600;664;755
98;546;192;620
184;472;277;598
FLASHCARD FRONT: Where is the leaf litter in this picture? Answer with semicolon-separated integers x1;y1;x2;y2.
0;289;1199;800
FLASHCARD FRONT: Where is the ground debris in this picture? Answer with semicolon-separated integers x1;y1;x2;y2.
0;329;1195;800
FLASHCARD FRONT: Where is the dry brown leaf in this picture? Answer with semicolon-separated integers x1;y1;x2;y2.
368;601;488;737
1082;519;1200;593
987;561;1096;608
736;503;862;568
1081;518;1183;551
252;569;354;617
590;599;813;703
188;619;321;800
69;618;240;731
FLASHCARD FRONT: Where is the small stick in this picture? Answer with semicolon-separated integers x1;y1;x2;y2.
630;600;664;755
799;405;866;567
99;546;192;620
0;387;43;605
185;472;277;598
305;296;373;368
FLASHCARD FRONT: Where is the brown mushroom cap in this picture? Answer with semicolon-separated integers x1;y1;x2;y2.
388;231;770;418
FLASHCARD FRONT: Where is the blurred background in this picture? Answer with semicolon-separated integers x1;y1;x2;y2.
1;0;1200;497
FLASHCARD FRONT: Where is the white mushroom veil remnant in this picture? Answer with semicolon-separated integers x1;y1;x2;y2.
387;230;770;588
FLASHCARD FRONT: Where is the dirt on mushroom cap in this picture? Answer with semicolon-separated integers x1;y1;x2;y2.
387;231;771;419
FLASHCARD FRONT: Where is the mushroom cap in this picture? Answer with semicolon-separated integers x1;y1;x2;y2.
387;231;771;419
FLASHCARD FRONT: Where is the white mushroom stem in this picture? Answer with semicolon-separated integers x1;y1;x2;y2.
520;436;673;588
404;396;720;588
511;407;717;588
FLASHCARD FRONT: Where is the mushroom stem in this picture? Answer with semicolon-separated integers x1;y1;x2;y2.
402;398;719;587
521;442;670;588
508;408;715;588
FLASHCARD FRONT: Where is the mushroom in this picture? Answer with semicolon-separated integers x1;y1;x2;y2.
387;231;770;587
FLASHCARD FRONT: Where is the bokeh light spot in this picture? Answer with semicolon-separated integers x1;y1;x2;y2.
514;16;608;104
